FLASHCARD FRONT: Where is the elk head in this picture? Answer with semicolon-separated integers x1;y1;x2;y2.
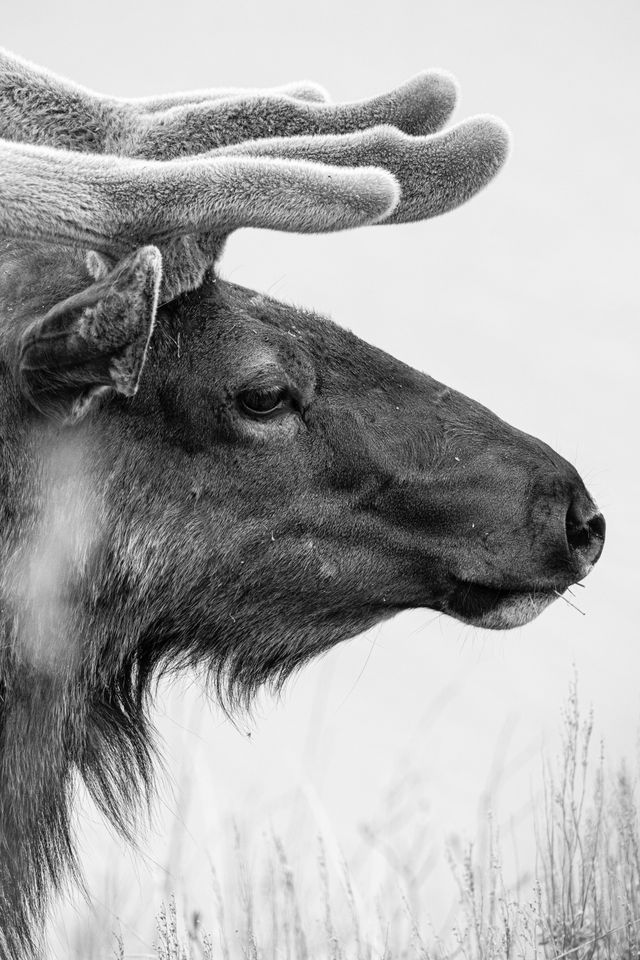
0;48;605;956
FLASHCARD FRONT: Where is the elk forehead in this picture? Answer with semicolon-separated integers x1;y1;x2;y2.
201;306;316;395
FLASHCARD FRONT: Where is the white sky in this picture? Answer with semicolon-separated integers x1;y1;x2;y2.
4;0;639;954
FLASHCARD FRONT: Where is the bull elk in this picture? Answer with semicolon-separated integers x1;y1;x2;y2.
0;48;605;957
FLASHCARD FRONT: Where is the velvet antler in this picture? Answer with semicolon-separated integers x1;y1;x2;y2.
212;119;510;224
0;139;399;248
0;48;511;302
0;49;509;237
0;48;455;155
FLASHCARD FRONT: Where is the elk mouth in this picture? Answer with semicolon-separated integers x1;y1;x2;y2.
446;578;561;630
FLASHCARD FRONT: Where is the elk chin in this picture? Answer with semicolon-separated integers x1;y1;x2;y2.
445;581;559;630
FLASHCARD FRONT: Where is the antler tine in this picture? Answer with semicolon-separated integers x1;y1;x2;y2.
0;139;399;248
211;118;511;223
128;72;458;160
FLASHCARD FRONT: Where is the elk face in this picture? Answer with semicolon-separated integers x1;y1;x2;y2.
71;274;604;697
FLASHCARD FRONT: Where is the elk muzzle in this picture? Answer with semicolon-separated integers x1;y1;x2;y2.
438;462;606;629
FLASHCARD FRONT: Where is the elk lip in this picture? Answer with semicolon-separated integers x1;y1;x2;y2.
447;577;560;629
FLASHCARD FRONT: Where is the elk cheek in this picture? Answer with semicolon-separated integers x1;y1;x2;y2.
157;377;224;452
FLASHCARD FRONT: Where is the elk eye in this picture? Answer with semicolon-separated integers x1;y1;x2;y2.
237;386;291;419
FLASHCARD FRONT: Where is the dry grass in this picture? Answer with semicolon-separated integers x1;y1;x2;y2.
135;677;640;960
62;677;640;959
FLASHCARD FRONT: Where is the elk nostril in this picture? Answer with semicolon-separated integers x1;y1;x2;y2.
587;512;606;542
565;500;606;556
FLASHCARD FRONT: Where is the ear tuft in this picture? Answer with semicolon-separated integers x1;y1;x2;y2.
19;246;162;424
85;250;112;282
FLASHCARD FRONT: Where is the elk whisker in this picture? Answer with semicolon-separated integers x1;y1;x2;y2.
554;589;586;616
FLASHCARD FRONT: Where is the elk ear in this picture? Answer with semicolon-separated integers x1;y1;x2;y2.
19;246;162;424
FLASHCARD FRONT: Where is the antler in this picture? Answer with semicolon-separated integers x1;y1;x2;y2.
211;119;509;224
126;72;458;159
0;139;399;248
0;48;510;303
0;48;455;155
0;46;509;230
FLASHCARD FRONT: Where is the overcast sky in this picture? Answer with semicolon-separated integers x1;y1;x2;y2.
4;0;638;954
